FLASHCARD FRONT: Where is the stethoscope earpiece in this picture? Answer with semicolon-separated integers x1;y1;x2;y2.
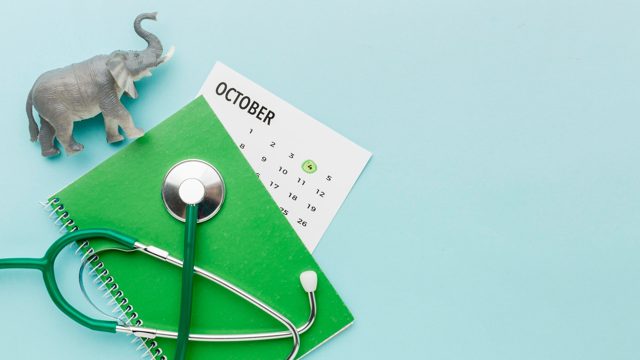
300;271;318;293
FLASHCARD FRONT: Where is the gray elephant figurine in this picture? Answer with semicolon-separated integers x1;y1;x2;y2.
26;12;175;157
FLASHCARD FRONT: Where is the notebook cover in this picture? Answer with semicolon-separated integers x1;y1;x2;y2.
48;96;354;359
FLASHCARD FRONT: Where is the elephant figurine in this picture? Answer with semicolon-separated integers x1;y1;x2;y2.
26;12;175;157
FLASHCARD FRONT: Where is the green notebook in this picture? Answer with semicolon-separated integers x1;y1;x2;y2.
48;96;354;359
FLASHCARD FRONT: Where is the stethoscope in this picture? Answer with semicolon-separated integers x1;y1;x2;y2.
0;159;318;360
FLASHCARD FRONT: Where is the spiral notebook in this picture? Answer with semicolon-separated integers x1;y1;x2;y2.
45;97;354;359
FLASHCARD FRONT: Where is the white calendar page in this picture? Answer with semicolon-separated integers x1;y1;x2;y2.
199;62;371;252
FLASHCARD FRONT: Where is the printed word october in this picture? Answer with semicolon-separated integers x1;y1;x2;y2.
215;81;275;125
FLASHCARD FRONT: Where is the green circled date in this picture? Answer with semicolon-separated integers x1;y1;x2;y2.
302;160;318;174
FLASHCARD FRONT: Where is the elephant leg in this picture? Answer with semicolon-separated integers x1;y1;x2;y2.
100;97;144;140
51;119;84;155
38;116;61;157
104;116;124;143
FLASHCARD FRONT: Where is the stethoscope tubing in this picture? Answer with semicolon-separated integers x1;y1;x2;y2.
0;227;315;359
1;160;316;359
174;203;199;360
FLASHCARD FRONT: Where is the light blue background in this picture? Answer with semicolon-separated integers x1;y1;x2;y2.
1;0;640;359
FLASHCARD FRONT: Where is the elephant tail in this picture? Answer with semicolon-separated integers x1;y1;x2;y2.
26;87;38;142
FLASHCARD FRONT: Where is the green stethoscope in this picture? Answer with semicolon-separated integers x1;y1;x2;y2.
0;160;318;360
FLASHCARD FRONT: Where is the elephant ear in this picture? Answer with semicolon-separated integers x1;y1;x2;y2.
106;53;138;99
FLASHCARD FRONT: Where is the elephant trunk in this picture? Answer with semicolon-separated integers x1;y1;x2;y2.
134;12;163;60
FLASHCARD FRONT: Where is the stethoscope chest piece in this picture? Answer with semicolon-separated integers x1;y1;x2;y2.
162;159;225;223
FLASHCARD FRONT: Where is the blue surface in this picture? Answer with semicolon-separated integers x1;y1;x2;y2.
2;1;640;359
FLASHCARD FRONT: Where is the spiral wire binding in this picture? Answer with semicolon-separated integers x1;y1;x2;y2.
42;197;168;360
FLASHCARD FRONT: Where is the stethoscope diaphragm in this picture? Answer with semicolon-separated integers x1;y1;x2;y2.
161;159;225;223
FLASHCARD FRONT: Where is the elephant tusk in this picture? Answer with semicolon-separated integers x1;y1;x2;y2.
159;45;175;65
